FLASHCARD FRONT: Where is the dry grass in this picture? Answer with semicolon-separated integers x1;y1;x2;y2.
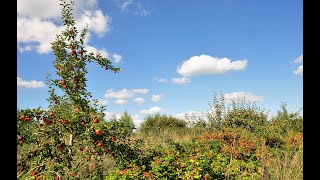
269;143;303;180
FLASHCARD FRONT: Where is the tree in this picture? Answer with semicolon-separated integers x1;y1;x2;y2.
119;110;135;135
17;0;141;179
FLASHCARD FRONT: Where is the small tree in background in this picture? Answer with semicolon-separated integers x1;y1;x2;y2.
119;110;135;135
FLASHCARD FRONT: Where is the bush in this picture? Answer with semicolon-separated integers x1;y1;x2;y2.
139;114;187;134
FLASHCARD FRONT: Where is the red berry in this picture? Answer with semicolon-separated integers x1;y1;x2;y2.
97;142;102;147
20;115;25;120
40;123;44;127
93;119;99;124
25;117;31;122
80;147;83;151
49;112;54;117
104;149;109;153
71;50;76;55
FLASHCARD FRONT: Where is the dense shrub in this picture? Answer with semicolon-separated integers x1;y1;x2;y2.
139;114;187;134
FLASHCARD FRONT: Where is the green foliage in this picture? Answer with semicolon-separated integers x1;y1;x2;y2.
139;114;187;134
119;111;135;136
271;102;303;134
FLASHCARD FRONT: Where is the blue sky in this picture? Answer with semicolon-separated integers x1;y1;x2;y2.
17;0;303;127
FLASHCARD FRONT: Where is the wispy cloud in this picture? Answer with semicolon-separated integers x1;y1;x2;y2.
154;77;168;83
224;92;263;102
292;54;303;76
171;77;191;84
115;0;150;16
293;65;303;76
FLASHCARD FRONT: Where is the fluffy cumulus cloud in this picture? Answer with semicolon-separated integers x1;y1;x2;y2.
17;0;120;57
224;92;263;102
113;53;122;63
114;99;128;105
151;94;161;102
17;77;45;88
171;77;191;84
140;106;165;115
133;97;145;104
293;54;303;76
177;55;248;76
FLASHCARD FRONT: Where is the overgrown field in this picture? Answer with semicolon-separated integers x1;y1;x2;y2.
17;100;303;180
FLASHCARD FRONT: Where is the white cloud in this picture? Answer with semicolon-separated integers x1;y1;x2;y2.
113;53;122;63
105;88;133;99
84;45;109;58
117;0;150;16
133;97;145;104
173;110;207;122
17;0;98;19
77;10;110;37
293;54;303;64
140;106;165;115
151;94;161;102
132;114;143;129
171;77;191;84
293;65;303;75
17;77;45;88
17;45;33;53
132;89;149;94
224;92;263;102
104;88;149;99
104;111;122;121
154;77;168;83
177;55;248;76
97;99;108;106
114;99;128;105
292;55;303;76
17;0;111;54
119;0;134;12
17;17;63;53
